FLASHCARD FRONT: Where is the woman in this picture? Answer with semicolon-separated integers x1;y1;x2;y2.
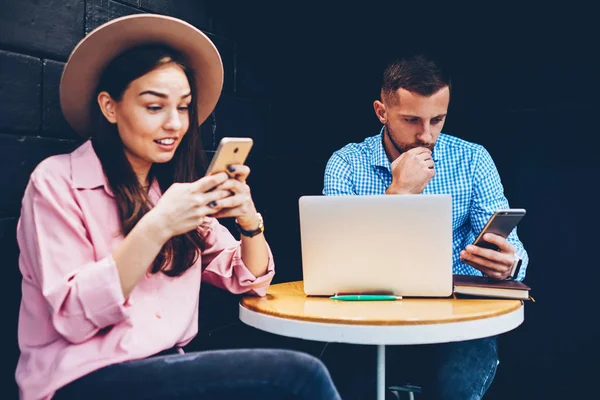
15;14;341;400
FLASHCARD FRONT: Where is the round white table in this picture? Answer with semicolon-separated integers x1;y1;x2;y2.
239;281;524;400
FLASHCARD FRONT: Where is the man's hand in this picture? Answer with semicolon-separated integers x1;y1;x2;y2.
460;233;517;280
386;147;435;194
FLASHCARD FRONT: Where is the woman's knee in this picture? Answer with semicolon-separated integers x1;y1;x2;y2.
275;350;331;378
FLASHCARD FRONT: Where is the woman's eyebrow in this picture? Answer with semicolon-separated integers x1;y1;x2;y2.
139;90;168;98
139;90;192;99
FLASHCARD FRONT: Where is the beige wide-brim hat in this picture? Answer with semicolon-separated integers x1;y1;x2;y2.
60;14;223;137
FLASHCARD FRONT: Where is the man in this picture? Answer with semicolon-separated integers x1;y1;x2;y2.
322;55;529;399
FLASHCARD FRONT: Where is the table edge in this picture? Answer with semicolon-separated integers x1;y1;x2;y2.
240;298;524;326
239;303;525;345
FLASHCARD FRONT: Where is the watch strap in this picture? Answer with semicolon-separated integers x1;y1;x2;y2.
235;213;264;238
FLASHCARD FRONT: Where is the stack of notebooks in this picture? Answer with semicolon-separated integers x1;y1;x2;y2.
453;274;532;300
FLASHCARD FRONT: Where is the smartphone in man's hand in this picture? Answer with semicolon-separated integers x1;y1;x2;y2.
473;209;526;251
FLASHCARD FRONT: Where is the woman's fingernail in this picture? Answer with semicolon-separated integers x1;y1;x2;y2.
209;201;217;207
227;165;236;173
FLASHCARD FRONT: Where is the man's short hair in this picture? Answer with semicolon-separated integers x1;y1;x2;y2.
381;54;450;104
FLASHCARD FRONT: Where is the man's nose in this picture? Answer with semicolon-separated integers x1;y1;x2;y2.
417;122;433;143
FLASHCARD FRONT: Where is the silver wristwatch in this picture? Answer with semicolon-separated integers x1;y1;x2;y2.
508;255;523;280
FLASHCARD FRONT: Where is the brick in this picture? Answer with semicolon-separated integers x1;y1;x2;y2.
205;33;234;94
0;217;20;399
0;217;19;282
204;150;215;162
86;0;143;34
0;0;84;60
207;14;231;39
0;218;19;274
204;1;268;38
0;134;79;218
0;218;17;243
205;1;232;38
213;96;270;155
42;60;79;139
235;43;270;98
140;0;209;29
119;0;140;6
0;50;42;133
200;111;217;151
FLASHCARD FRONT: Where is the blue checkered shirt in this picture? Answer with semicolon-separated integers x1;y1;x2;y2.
323;129;529;281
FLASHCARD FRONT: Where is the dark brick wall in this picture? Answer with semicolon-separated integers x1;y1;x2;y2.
2;1;599;399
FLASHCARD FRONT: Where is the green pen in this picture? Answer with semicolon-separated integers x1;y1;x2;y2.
330;294;402;301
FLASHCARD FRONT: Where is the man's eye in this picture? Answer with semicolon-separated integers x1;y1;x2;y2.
404;118;418;123
432;118;443;124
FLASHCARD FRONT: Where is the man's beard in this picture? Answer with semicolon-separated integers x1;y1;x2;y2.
385;123;435;154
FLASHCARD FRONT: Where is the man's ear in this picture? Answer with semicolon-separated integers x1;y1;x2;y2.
97;91;118;124
373;100;387;124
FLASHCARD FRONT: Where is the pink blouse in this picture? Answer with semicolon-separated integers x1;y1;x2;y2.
15;141;275;400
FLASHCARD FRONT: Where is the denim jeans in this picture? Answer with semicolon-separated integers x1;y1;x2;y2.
54;348;342;400
322;336;499;400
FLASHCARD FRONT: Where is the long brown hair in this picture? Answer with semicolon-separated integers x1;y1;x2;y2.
91;44;208;277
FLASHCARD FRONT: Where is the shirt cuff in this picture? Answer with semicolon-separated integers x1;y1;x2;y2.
231;245;275;297
75;256;129;328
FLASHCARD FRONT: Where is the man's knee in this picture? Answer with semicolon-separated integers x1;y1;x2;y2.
432;336;499;400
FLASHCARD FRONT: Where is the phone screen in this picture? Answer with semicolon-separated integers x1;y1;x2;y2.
473;209;526;250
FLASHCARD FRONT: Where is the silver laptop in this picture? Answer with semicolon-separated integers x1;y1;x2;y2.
299;194;453;297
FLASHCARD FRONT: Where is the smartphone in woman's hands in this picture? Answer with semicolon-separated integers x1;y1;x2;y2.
205;137;253;176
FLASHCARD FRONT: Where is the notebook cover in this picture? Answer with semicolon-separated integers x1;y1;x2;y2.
453;274;531;291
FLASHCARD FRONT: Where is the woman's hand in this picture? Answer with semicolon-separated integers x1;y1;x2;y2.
209;165;259;229
150;172;231;237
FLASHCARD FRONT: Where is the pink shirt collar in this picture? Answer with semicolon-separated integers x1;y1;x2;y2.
70;140;115;197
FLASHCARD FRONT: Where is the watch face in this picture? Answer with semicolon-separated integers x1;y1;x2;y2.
253;214;264;230
510;258;522;278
